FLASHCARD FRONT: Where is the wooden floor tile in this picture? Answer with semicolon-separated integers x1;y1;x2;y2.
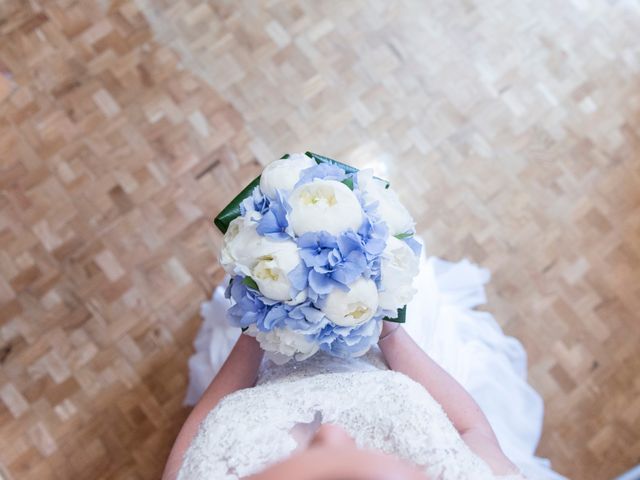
1;1;639;478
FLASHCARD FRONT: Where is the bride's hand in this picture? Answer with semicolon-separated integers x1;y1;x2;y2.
378;322;402;351
247;424;429;480
247;445;429;480
380;321;401;339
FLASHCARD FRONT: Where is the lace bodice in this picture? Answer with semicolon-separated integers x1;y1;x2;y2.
178;350;523;479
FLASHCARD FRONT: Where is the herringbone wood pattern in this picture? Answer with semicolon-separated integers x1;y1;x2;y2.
1;1;639;479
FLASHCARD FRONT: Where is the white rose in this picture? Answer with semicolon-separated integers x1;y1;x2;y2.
378;236;419;311
260;153;317;198
220;214;264;276
246;325;319;364
323;277;379;326
288;179;364;236
359;171;415;236
251;239;301;301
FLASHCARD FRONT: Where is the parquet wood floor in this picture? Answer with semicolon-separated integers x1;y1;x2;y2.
1;1;639;479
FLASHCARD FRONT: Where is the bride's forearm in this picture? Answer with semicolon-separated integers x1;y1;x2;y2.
162;334;264;480
378;324;518;475
378;323;491;434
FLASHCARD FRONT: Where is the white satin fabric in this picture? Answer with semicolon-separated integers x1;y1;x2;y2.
184;256;566;480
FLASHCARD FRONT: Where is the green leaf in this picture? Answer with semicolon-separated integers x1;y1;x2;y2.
383;305;407;323
241;276;259;290
341;177;354;190
213;175;261;233
394;232;414;240
280;153;290;159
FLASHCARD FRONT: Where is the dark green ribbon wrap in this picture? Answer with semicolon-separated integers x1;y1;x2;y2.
213;151;406;323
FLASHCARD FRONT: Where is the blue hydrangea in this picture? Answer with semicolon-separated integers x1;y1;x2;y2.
227;275;328;334
289;231;368;299
295;163;347;186
316;318;382;358
240;186;270;216
225;277;272;329
260;300;328;334
256;191;290;240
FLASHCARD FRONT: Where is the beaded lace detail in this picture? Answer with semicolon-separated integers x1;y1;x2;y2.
178;350;523;479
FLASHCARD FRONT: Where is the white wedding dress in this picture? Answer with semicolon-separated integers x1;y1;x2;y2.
179;256;567;480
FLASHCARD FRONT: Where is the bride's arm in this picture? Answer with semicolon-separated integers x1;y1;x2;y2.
162;334;264;480
377;323;519;476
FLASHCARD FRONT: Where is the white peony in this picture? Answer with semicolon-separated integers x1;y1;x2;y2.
358;171;415;236
288;179;364;236
259;153;317;198
246;325;319;364
219;214;264;276
323;277;379;326
221;215;302;301
251;240;301;301
378;236;419;311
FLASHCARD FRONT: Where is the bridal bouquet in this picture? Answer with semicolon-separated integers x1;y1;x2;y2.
215;152;421;363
